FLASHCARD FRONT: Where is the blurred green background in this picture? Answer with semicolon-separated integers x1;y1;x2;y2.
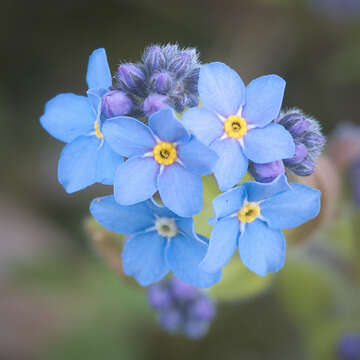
1;0;360;359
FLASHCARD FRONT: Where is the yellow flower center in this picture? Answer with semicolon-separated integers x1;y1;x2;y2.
224;115;248;139
237;202;260;223
153;142;177;165
94;120;104;139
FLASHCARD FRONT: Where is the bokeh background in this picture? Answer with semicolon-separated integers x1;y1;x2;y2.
1;0;360;359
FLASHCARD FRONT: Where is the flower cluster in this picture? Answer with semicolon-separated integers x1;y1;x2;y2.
148;276;216;339
117;44;200;117
248;108;326;182
40;45;323;289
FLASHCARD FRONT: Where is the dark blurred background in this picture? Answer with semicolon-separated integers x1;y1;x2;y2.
1;1;360;359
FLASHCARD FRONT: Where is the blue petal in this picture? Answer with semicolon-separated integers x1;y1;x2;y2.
242;74;286;127
199;218;240;273
181;107;224;145
176;217;197;239
238;219;286;276
166;234;222;288
178;136;218;175
114;157;159;205
244;174;291;202
58;135;101;193
198;62;246;117
260;183;321;229
95;141;124;185
122;232;169;286
211;138;248;191
149;108;190;144
40;93;95;143
86;48;112;90
148;198;180;219
158;163;203;217
86;88;104;113
102;116;156;157
244;123;295;164
89;196;155;234
212;186;246;220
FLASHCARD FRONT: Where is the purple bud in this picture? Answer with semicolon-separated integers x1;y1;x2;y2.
169;53;191;78
288;118;311;137
150;72;172;94
290;157;315;176
101;90;133;118
117;63;146;94
142;93;170;117
159;308;182;332
278;112;310;138
170;277;198;301
284;143;308;166
304;132;326;149
183;319;210;339
248;160;285;183
142;45;166;70
188;295;216;321
147;283;173;310
338;333;360;360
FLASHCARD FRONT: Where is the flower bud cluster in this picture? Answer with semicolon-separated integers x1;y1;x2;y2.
147;277;216;339
115;44;200;118
279;108;325;176
249;108;325;182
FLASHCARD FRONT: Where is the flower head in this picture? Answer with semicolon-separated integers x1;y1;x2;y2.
148;276;216;339
116;44;200;117
278;108;325;176
102;108;218;217
182;62;295;191
40;48;124;193
90;196;222;287
200;175;321;276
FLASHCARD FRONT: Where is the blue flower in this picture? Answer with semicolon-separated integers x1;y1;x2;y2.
89;196;222;287
40;48;124;193
102;108;218;217
182;62;295;191
200;175;321;276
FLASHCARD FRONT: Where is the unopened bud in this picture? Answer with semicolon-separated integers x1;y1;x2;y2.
117;63;146;94
142;93;169;117
284;143;308;166
248;160;285;183
169;53;192;77
150;72;173;94
142;45;166;71
101;90;133;117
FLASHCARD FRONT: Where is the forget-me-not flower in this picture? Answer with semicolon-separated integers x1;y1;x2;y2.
40;48;123;193
182;62;295;191
90;196;222;287
102;108;218;217
200;175;321;276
